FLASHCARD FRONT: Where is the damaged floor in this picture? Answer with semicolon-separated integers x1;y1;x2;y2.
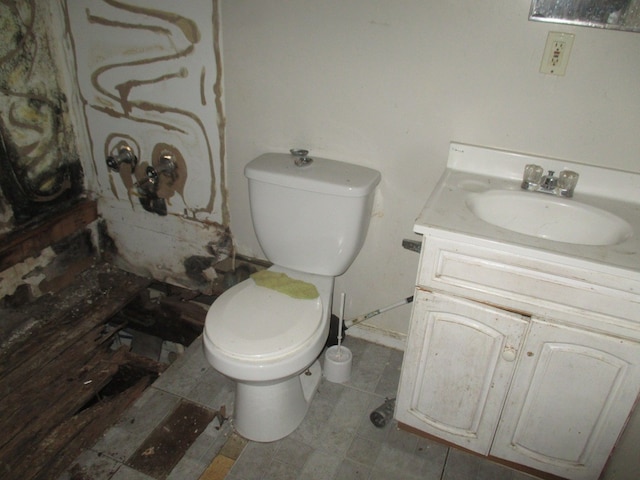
0;263;212;480
58;335;540;480
1;261;540;480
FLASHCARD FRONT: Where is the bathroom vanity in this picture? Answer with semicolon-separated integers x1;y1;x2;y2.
396;143;640;480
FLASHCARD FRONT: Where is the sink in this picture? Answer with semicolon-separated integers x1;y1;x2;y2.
466;190;633;246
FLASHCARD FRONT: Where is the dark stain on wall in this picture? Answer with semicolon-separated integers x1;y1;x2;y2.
0;123;83;225
97;219;118;260
184;256;216;284
0;0;83;230
205;225;233;260
184;221;233;287
138;193;168;216
36;229;96;291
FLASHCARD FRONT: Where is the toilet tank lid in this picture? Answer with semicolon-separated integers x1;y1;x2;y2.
245;153;381;197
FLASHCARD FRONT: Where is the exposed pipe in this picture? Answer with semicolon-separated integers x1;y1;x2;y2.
345;295;414;329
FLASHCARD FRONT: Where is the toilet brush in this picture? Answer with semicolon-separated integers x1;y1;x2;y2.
337;292;345;356
324;293;352;383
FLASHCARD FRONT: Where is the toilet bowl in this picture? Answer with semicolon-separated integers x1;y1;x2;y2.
203;266;334;441
202;151;380;442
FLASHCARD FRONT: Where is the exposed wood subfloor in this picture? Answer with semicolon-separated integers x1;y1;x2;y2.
0;263;157;480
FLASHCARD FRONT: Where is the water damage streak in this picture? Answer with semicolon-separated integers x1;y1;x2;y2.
72;0;227;219
63;0;231;288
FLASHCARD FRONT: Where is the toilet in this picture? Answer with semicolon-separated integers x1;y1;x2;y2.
202;152;380;442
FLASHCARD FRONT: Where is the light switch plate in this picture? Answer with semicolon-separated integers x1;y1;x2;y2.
540;32;574;76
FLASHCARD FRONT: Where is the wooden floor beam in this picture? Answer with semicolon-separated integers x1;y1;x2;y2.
0;263;154;480
0;199;98;272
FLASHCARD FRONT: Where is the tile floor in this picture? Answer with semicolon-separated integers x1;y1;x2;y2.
60;336;540;480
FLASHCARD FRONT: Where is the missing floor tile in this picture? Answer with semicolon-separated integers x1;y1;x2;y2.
126;399;217;479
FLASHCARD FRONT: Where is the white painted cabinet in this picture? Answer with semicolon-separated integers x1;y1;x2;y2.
492;319;640;480
397;237;640;480
396;290;528;455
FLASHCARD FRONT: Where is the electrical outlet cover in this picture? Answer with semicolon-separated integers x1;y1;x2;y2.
540;32;574;76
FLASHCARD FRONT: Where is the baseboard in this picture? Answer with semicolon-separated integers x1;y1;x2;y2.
345;323;406;351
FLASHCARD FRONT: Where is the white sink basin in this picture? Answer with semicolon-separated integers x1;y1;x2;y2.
466;190;633;246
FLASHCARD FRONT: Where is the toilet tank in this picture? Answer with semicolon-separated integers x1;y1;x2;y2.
245;153;381;276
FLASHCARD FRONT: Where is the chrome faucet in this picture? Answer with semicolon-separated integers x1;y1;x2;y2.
520;165;579;198
539;170;558;192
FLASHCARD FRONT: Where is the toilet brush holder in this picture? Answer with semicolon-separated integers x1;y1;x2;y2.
324;345;352;383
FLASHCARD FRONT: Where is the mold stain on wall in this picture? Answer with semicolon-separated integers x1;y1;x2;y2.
0;0;83;232
0;0;91;305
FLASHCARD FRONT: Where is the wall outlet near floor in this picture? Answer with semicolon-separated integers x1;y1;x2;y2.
540;32;574;76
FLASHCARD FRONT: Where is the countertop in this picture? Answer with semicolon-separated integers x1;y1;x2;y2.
414;143;640;278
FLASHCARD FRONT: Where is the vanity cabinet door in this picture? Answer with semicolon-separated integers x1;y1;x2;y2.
491;319;640;480
396;290;528;455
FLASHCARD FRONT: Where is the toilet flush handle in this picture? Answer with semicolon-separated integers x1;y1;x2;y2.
290;148;313;167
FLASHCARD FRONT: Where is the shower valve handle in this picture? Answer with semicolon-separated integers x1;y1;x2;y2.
146;153;177;185
106;146;137;172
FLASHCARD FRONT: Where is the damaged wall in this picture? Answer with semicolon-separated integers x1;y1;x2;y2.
62;0;231;290
0;0;83;231
0;0;89;304
2;0;231;303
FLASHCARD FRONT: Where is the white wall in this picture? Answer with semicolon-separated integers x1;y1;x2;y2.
220;0;640;343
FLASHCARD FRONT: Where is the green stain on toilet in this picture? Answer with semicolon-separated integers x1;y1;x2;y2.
250;270;319;300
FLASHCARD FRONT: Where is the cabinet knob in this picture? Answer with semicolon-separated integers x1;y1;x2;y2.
502;346;517;362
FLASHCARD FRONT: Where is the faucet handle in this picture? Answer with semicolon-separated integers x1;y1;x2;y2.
106;145;137;172
558;170;579;198
146;153;177;186
521;164;544;190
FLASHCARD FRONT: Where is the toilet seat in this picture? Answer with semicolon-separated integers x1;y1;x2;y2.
204;273;324;361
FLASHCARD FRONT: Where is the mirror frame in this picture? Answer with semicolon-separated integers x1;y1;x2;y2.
529;0;640;32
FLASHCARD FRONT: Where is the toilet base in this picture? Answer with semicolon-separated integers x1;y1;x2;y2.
233;360;322;442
